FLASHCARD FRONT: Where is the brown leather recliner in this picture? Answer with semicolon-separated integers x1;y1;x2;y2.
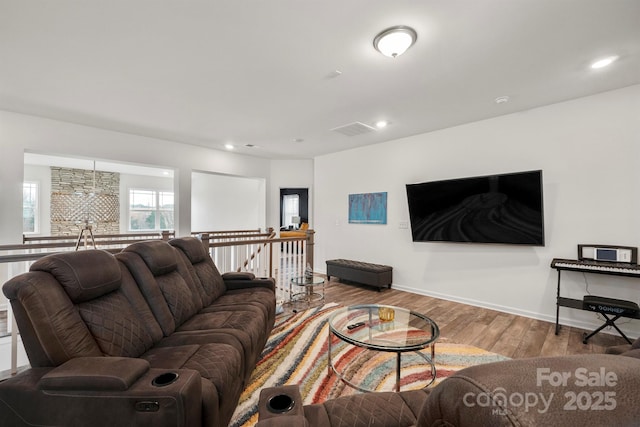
0;237;276;427
257;353;640;426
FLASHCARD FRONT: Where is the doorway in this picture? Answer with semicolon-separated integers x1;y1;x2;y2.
280;188;308;229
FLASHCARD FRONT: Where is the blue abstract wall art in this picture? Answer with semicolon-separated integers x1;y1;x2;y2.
348;192;387;224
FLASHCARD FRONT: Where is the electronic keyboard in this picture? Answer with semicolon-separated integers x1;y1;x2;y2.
551;258;640;276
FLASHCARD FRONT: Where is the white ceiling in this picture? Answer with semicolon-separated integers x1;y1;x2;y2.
2;0;639;160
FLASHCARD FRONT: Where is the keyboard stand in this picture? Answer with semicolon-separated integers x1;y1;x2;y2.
582;312;631;344
551;258;640;342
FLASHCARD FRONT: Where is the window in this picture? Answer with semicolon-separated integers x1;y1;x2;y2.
282;194;299;228
23;182;38;233
129;189;174;231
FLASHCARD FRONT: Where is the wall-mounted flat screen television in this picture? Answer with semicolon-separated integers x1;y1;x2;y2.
406;170;545;245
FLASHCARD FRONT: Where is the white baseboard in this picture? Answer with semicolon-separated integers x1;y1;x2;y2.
393;283;639;342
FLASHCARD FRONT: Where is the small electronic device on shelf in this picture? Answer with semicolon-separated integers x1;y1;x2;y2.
578;244;637;264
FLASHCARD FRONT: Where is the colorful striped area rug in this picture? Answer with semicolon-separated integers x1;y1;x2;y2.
229;303;509;427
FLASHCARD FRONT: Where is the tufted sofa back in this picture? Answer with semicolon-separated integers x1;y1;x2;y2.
119;240;206;334
4;250;154;367
3;240;222;369
169;237;227;305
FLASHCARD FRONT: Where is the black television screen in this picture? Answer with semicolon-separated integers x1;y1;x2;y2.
406;170;545;245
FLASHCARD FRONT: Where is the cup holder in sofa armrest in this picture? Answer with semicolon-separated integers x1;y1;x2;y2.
151;372;179;387
267;394;295;413
258;385;303;419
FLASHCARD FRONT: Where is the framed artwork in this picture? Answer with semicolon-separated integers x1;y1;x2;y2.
348;192;387;224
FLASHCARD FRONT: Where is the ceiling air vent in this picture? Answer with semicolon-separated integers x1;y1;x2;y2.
330;122;376;137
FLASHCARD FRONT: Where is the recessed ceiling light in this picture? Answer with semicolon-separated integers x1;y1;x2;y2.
590;55;618;69
224;143;234;150
162;171;170;176
495;96;510;104
375;120;389;129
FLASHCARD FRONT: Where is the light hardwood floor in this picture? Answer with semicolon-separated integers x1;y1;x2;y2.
321;278;630;358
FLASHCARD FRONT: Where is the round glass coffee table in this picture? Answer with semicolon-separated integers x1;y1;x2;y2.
328;304;439;392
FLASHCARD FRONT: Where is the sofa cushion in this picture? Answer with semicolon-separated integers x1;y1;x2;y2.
116;258;165;343
170;237;227;304
155;270;199;326
123;242;201;327
181;343;243;396
182;343;244;424
116;251;178;337
177;309;266;368
202;288;276;337
169;236;208;264
77;290;154;357
30;250;121;303
141;342;244;423
124;240;178;276
2;272;103;367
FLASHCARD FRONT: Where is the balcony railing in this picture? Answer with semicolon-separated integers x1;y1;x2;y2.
198;228;315;304
0;228;313;377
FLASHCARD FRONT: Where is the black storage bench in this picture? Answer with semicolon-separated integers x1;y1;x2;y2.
326;259;392;291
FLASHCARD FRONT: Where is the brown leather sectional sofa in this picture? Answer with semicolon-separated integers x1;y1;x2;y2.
0;237;276;427
257;346;640;426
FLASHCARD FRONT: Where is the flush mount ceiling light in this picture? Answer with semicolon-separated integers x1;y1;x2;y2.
373;26;417;58
590;55;619;69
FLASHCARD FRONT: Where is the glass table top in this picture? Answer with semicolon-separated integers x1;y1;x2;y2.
291;275;325;286
328;304;439;351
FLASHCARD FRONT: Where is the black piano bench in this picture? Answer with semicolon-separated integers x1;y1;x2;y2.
582;295;640;344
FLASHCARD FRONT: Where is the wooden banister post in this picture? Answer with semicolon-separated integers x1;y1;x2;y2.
305;229;315;271
200;233;210;254
268;227;275;277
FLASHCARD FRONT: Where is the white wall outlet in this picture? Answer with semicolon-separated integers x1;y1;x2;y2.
399;221;408;229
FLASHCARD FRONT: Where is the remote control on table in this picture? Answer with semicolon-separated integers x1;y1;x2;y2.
347;322;365;330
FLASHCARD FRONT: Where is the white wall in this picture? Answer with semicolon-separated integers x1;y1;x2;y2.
0;110;272;243
314;85;640;337
192;172;266;231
